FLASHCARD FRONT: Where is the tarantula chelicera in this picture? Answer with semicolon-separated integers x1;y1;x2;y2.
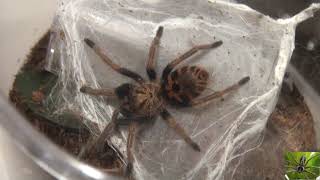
80;26;250;175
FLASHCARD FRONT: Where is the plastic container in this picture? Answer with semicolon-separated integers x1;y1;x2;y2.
0;0;319;179
0;0;118;179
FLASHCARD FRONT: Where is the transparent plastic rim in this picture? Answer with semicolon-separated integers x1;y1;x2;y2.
0;93;120;180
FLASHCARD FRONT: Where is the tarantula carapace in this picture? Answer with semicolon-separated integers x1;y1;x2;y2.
80;26;250;175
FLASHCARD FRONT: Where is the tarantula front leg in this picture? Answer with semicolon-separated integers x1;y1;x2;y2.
146;26;163;81
84;38;144;83
160;109;200;151
190;76;250;106
162;41;223;80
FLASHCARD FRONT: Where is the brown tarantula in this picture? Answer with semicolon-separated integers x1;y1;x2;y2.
80;26;250;175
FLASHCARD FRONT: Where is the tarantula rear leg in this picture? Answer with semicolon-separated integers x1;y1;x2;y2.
126;121;139;176
79;109;120;158
190;76;250;107
160;109;200;151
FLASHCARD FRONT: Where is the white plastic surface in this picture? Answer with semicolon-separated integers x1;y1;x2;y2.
0;0;56;179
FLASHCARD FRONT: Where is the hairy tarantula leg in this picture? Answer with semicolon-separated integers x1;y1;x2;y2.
305;153;320;166
162;40;223;81
80;86;116;96
78;109;120;158
301;173;311;180
190;76;250;106
126;122;139;176
304;169;317;178
84;38;145;83
306;165;320;169
160;109;201;152
146;26;163;81
285;169;297;173
287;152;299;166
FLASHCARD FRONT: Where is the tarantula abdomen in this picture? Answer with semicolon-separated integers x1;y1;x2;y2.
162;65;209;106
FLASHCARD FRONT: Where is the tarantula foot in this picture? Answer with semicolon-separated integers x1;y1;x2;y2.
210;41;223;48
156;26;164;37
191;142;201;152
80;86;91;93
84;38;95;48
125;162;133;177
238;76;250;86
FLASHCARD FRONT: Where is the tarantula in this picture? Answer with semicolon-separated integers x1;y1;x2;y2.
80;26;250;175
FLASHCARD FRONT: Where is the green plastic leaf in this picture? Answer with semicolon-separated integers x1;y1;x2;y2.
14;70;85;129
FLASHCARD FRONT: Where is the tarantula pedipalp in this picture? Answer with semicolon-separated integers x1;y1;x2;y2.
80;26;250;174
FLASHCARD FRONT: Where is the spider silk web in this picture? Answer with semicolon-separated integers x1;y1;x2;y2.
45;0;320;179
